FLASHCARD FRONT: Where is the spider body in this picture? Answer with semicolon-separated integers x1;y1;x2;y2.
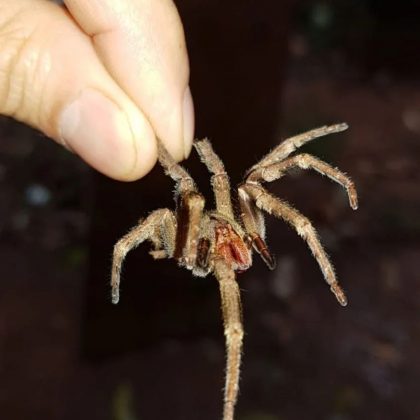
213;219;252;272
174;203;254;276
111;124;358;420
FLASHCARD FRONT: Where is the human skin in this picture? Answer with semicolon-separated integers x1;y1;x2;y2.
0;0;194;181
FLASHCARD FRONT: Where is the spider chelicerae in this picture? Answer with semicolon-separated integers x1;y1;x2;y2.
111;123;358;420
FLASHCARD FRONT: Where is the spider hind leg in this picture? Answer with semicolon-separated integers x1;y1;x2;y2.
214;259;244;420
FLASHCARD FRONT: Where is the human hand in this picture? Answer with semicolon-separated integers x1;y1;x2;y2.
0;0;193;180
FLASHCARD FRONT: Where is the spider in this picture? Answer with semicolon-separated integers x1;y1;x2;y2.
111;123;358;420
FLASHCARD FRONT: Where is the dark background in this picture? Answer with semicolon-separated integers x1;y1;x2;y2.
1;1;420;419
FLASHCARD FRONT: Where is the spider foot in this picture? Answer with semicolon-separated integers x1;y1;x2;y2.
348;184;358;210
330;282;348;307
112;287;120;305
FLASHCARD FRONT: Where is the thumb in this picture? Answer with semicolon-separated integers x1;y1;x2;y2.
0;0;157;181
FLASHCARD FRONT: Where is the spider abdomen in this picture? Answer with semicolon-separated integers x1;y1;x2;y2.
214;222;251;272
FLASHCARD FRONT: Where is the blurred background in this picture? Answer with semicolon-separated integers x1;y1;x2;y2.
1;1;420;419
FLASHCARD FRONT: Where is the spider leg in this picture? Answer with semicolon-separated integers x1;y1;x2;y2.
111;209;176;304
157;139;205;269
238;186;275;269
246;123;348;175
213;258;244;420
194;139;234;219
241;183;348;306
158;139;196;195
246;153;358;210
174;190;205;269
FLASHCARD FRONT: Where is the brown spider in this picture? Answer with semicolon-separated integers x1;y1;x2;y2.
111;123;358;420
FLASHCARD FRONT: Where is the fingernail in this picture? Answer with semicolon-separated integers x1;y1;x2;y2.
59;89;138;180
182;86;195;158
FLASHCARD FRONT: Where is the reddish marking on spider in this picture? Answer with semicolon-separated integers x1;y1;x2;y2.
215;223;251;272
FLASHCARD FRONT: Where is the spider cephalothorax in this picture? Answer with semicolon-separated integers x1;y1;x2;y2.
111;123;358;420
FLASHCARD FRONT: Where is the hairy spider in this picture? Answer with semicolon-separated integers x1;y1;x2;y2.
111;123;358;420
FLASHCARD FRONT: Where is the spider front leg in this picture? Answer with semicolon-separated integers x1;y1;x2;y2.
174;190;205;269
194;139;234;219
213;259;244;420
246;123;348;174
111;209;176;304
240;183;348;306
246;153;358;210
157;140;205;269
